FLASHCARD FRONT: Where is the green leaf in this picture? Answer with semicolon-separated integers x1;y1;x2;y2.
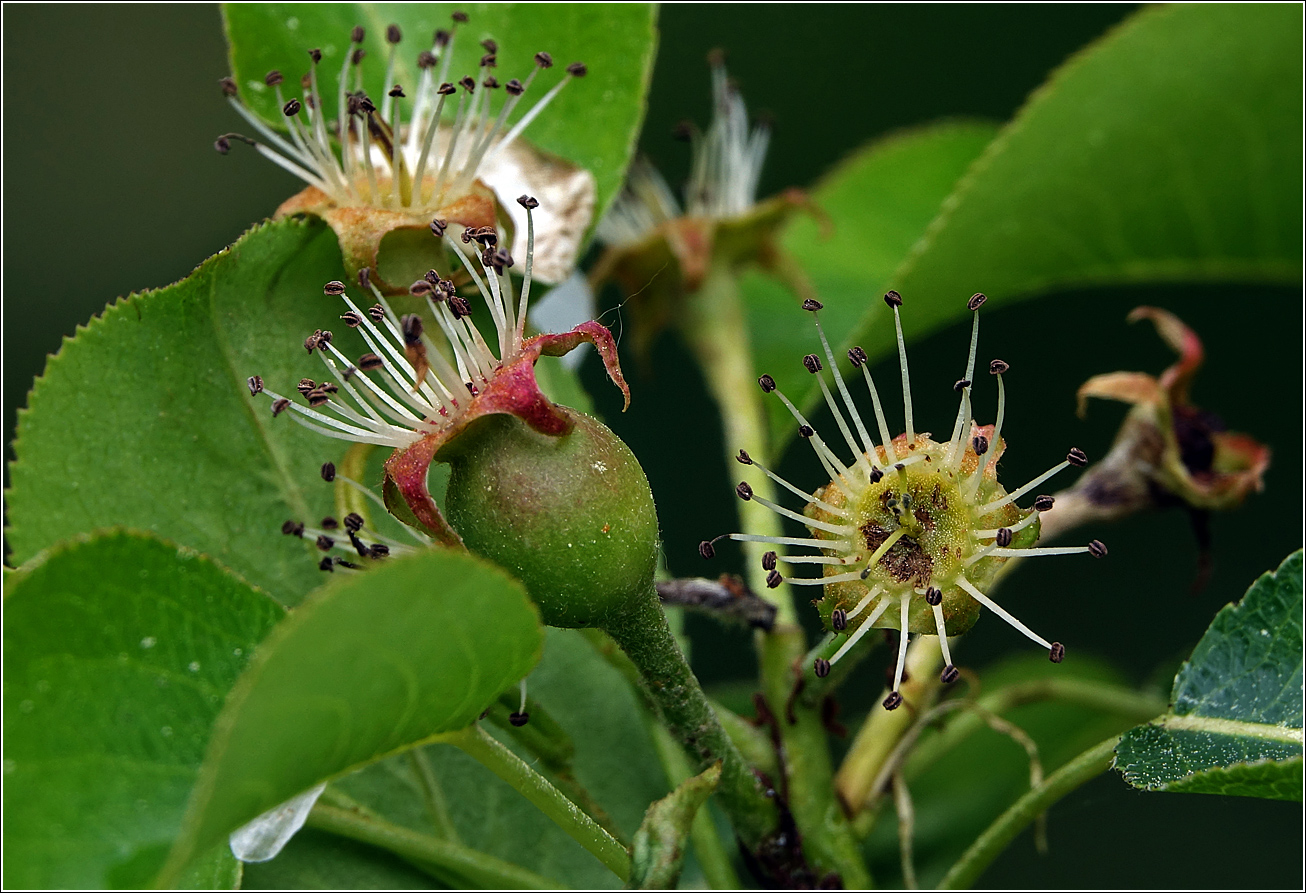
221;2;657;219
2;531;284;889
736;120;999;439
327;627;670;887
781;4;1302;441
1115;550;1304;801
160;546;543;883
7;218;366;606
630;763;721;889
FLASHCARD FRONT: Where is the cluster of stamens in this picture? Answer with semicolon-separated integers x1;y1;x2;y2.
216;13;585;212
246;197;541;449
598;51;769;245
702;292;1107;710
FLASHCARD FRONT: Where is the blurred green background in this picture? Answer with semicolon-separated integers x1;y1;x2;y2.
3;3;1300;888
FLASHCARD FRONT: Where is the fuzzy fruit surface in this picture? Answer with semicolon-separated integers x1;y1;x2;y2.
442;408;660;629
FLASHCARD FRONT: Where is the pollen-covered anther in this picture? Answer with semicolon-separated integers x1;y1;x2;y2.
814;658;832;678
766;570;782;589
831;608;848;631
1049;642;1066;663
1034;494;1055;511
761;551;777;571
883;691;904;711
1088;539;1108;558
941;664;960;684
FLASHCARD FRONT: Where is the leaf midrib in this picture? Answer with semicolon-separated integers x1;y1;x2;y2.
1158;713;1304;746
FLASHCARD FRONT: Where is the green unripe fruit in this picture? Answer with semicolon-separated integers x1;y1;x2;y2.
442;407;660;629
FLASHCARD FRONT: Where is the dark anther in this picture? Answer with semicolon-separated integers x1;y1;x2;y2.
417;50;436;69
283;98;301;116
348;530;368;557
316;463;337;485
941;664;960;684
509;711;530;727
883;691;904;710
972;434;989;456
351;48;366;65
535;51;553;67
369;543;390;558
762;551;777;571
490;248;514;272
925;587;943;606
1034;494;1056;512
341;310;363;328
307;388;331;408
883;290;903;308
219;76;238;96
271;398;291;417
451;11;469;24
802;298;824;312
481;38;498;54
430;217;448;236
1067;447;1088;467
757;374;776;393
434;28;451;46
894;463;905;472
869;467;884;484
409;278;433;296
388;85;405;98
321;516;339;530
831;609;848;631
860;566;872;580
517;195;539;210
246;375;263;396
318;330;333;346
401;315;422;345
323;280;347;296
735;481;754;501
989;358;1010;375
319;556;335;572
365;307;386;327
386;23;402;44
315;534;335;551
449;297;472;319
505;78;524;96
766;570;783;589
282;520;305;537
814;658;831;678
437;82;456;95
482;75;499;89
968;292;988;311
1049;642;1066;663
309;48;322;64
1088;539;1108;558
335;558;361;569
424;269;441;285
265;70;284;87
358;353;384;370
566;62;588;76
954;379;971;392
214;136;231;155
799;425;815;439
343;513;364;532
351;25;365;43
736;449;753;465
358;267;372;288
848;346;868;367
996;527;1013;547
321;382;338;395
459;75;476;92
698;540;715;560
803;354;822;374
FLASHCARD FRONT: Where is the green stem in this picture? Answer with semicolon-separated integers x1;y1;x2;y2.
442;724;632;881
603;590;779;854
649;722;743;889
406;748;460;842
308;801;562;889
680;262;869;886
937;735;1121;889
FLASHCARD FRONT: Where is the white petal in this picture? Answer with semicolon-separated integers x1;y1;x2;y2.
228;782;327;863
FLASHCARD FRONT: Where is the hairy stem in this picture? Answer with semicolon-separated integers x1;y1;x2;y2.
937;735;1121;889
680;262;869;886
441;724;631;881
308;801;561;889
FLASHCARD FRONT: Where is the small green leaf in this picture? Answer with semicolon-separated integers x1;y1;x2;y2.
2;531;284;889
1115;550;1304;801
629;762;721;889
782;4;1302;441
737;120;998;439
160;546;543;882
221;2;657;219
7;219;362;606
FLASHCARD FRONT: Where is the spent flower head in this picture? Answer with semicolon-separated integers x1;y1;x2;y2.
703;293;1107;709
217;13;594;290
247;197;628;547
